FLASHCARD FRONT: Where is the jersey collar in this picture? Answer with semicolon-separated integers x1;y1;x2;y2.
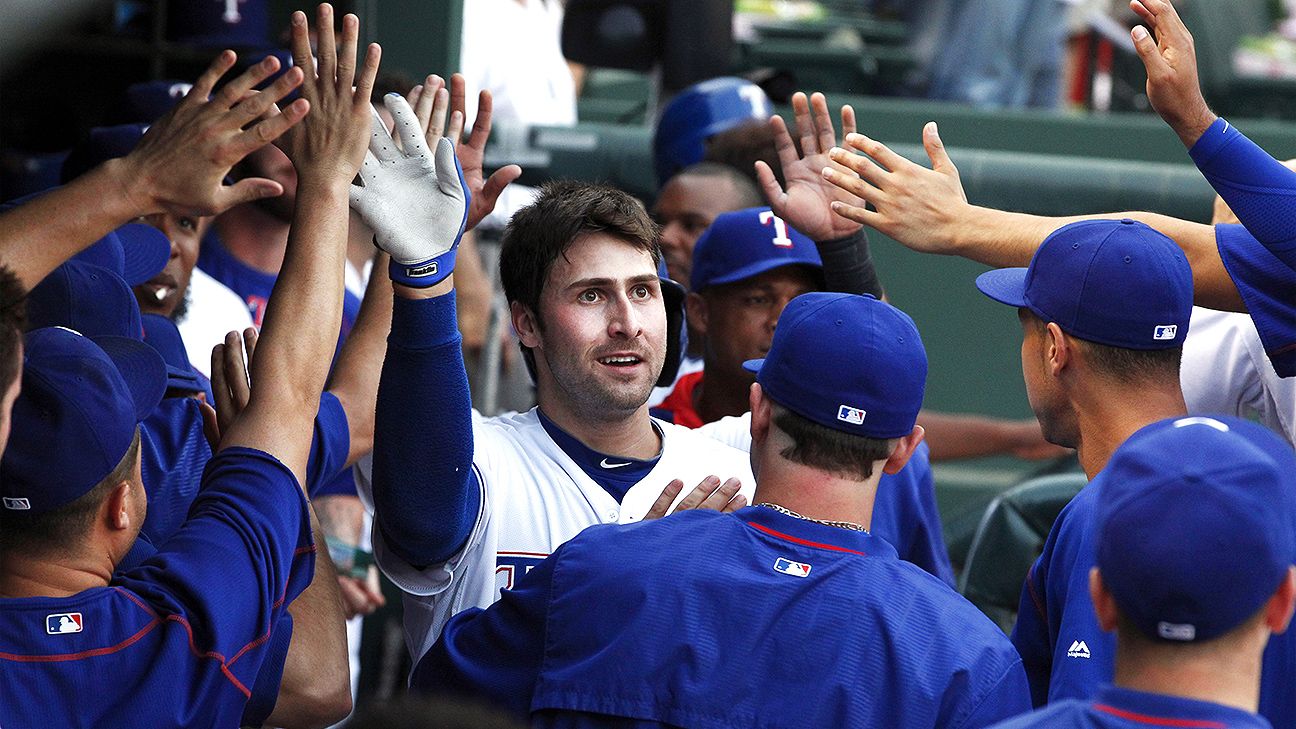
536;408;662;503
1093;685;1272;729
737;505;898;561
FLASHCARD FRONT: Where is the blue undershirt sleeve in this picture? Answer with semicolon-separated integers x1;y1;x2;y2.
305;392;352;498
372;292;480;569
1190;118;1296;269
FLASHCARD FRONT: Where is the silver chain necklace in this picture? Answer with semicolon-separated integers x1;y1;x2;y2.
756;502;869;532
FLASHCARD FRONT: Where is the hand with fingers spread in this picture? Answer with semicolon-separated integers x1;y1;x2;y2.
1128;0;1217;147
114;52;309;218
407;73;522;232
643;476;748;520
349;94;471;288
759;92;864;242
278;5;381;184
823;123;972;255
210;327;258;440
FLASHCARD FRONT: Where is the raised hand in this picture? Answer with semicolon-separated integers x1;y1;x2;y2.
823;123;971;255
1129;0;1217;147
117;51;308;217
758;92;863;241
209;327;258;445
349;95;471;288
278;4;381;183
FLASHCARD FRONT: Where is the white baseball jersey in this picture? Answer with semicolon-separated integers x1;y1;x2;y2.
1181;306;1296;447
359;407;754;668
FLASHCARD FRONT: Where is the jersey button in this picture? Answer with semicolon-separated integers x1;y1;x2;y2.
606;509;619;521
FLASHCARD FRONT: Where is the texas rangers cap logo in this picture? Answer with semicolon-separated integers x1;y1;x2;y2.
773;557;812;578
46;613;83;635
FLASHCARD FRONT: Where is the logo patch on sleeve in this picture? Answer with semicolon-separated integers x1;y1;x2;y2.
46;613;83;635
836;405;866;425
2;497;30;510
773;557;812;578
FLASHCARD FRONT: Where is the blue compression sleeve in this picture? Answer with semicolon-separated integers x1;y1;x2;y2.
1190;118;1296;269
372;292;480;568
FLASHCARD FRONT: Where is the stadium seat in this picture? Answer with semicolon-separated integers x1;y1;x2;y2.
958;472;1088;633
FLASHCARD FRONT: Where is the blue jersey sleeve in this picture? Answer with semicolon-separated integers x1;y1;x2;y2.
115;447;315;695
305;392;352;497
1011;552;1053;708
241;612;293;728
872;442;955;586
139;397;213;548
1190;118;1296;269
1216;224;1296;378
372;292;480;568
410;547;555;716
950;659;1033;729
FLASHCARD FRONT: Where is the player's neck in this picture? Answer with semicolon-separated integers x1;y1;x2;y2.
216;204;290;276
692;367;750;425
1073;380;1186;479
536;400;661;461
1113;633;1264;714
752;459;881;531
0;553;112;599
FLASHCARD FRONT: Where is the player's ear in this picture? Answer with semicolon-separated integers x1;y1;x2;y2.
1046;322;1071;376
881;425;925;475
749;383;771;442
511;301;542;349
685;292;708;336
103;481;134;532
1265;566;1296;635
1089;567;1119;632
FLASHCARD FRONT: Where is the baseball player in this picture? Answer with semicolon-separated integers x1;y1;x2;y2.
413;292;1031;727
0;7;374;724
349;94;755;671
655;206;954;584
988;415;1296;729
653;161;764;287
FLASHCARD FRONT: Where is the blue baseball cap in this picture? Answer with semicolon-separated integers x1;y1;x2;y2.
975;219;1193;350
71;223;171;287
141;313;202;394
690;208;821;292
0;327;166;514
27;261;146;341
743;292;927;439
1096;415;1296;643
124;80;192;123
654;77;772;185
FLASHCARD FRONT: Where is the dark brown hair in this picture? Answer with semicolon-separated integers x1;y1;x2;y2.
773;405;893;480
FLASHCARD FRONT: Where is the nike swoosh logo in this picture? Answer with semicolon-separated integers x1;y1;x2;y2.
599;458;632;469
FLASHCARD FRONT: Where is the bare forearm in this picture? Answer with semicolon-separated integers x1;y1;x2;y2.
328;251;392;465
0;159;146;288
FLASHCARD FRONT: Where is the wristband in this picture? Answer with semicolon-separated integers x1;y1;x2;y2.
390;247;458;288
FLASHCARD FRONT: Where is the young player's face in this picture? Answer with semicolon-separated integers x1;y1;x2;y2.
134;212;209;318
531;233;668;417
653;174;749;287
701;266;818;382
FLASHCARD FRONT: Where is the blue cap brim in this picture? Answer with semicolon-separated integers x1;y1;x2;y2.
974;268;1030;308
115;224;171;286
742;357;765;374
91;336;167;420
701;259;823;291
164;364;203;393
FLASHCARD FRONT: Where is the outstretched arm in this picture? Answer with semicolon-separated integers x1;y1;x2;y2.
758;92;883;297
1130;0;1296;268
0;53;306;289
821;125;1243;311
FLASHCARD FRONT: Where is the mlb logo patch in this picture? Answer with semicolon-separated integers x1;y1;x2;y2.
837;405;866;425
773;557;812;578
46;613;83;635
2;497;30;510
1153;324;1178;341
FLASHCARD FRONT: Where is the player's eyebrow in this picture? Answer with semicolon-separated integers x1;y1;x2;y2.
566;274;660;290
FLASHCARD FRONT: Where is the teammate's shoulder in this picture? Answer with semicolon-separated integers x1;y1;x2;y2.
980;699;1092;729
564;509;731;560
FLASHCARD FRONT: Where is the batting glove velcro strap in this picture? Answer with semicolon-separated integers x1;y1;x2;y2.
350;94;471;288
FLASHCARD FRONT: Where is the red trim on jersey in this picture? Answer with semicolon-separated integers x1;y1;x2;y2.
0;619;160;663
746;521;866;556
1025;562;1047;624
654;371;706;428
1093;704;1227;728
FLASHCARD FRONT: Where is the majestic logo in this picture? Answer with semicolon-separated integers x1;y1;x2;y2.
773;557;812;578
406;262;439;279
837;405;867;425
2;497;31;510
1158;622;1196;641
599;458;631;469
46;613;83;635
1153;324;1178;340
1066;640;1091;659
